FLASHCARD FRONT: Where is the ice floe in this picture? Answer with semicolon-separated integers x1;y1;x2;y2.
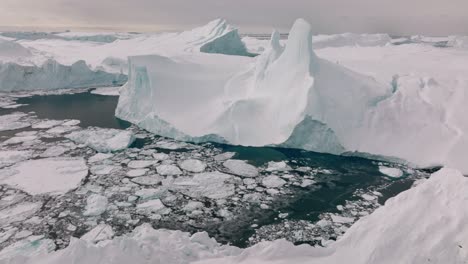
83;194;108;216
0;158;88;195
67;127;135;152
378;166;404;178
223;160;259;177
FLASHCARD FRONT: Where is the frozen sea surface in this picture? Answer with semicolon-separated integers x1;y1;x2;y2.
0;90;429;255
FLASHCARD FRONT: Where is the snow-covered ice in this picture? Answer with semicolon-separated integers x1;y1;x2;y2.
83;194;108;216
0;150;33;168
266;161;291;172
378;166;404;178
223;160;259;177
172;171;235;199
0;113;31;131
90;86;120;96
6;168;468;264
67;127;135;152
127;160;156;169
81;224;114;243
0;202;42;226
0;158;88;195
179;159;207;173
261;175;287;188
136;199;170;215
156;164;182;176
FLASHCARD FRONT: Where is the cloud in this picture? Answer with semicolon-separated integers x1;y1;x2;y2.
0;0;467;35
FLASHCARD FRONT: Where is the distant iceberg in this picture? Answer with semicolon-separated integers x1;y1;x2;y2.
0;59;126;92
0;19;251;92
116;18;468;173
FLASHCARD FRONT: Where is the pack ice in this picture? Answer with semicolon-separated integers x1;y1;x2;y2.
116;18;468;173
4;168;467;264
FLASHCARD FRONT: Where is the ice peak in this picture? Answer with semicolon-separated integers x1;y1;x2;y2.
198;18;232;34
281;19;316;68
270;30;282;51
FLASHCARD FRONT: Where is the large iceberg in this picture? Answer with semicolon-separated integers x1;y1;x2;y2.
3;168;467;263
116;18;468;173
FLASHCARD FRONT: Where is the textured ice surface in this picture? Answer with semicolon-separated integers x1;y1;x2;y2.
156;164;182;176
0;60;126;92
262;176;287;188
223;160;259;177
6;168;467;264
178;159;207;173
67;127;135;152
0;202;42;226
312;33;391;49
171;171;235;199
0;158;88;195
116;18;468;173
83;194;108;216
81;224;115;243
90;86;120;96
0;19;250;92
378;166;404;178
0;151;33;168
0;113;31;132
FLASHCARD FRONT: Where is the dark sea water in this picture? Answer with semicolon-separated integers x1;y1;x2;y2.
0;90;423;247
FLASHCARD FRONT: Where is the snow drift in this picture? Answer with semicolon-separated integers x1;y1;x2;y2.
4;168;467;264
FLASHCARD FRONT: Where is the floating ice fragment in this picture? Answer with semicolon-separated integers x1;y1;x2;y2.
0;157;88;195
81;224;114;243
262;175;287;188
127;160;156;169
266;161;291;172
156;164;182;176
179;159;207;173
223;160;259;177
378;166;404;178
67;127;135;152
83;194;108;216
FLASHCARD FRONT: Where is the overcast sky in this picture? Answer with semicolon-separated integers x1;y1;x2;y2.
0;0;467;35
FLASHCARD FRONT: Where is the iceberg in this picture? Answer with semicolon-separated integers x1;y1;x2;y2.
115;19;386;149
116;18;468;173
0;59;126;92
